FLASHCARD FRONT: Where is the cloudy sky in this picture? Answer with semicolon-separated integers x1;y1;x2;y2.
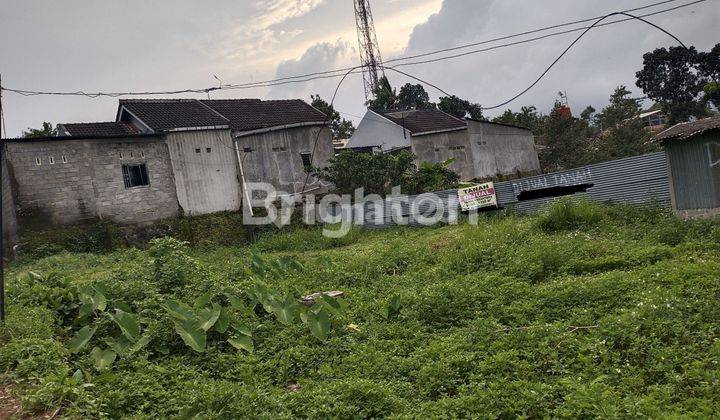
1;0;717;137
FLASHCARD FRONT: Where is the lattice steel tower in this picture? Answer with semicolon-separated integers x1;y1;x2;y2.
354;0;385;100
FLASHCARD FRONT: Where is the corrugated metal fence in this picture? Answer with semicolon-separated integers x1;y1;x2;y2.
358;152;670;228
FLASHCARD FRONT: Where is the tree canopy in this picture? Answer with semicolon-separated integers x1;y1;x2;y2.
635;43;719;124
310;95;355;140
23;122;57;138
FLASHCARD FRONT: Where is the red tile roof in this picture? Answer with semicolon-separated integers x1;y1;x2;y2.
382;109;466;136
60;122;140;137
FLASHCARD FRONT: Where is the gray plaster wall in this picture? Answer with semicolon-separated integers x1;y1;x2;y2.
467;120;541;179
2;147;18;253
165;129;242;215
4;137;179;227
236;125;333;194
410;129;476;181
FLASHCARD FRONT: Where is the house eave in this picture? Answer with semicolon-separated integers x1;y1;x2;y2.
411;127;467;137
165;125;230;133
234;121;329;138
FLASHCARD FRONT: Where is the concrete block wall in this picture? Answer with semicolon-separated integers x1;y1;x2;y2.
2;148;18;253
410;129;475;181
237;125;333;194
4;136;179;227
467;120;541;179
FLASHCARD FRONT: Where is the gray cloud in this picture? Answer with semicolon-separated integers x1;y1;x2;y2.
395;0;719;118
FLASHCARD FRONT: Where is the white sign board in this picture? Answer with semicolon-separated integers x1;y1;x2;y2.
458;182;497;211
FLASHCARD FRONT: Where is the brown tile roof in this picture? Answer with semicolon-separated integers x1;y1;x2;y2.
653;116;720;142
60;122;140;137
201;99;328;132
382;109;466;136
119;99;230;131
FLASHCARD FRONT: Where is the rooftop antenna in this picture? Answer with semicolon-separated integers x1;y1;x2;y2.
354;0;386;101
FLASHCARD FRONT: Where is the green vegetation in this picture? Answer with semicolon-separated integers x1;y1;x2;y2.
2;201;720;418
313;149;459;197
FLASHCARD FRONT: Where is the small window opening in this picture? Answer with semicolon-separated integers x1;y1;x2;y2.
516;183;593;201
122;164;150;188
119;152;124;159
140;150;145;158
243;147;252;153
49;156;55;164
195;148;201;154
300;152;312;169
35;157;42;166
130;151;134;158
449;145;465;151
62;155;68;163
206;147;212;153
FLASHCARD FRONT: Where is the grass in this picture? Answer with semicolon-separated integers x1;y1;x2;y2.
1;200;720;418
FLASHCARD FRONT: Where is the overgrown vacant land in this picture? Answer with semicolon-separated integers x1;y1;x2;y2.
2;201;719;418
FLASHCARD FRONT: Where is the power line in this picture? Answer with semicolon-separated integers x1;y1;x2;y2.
190;0;698;91
483;10;693;110
0;0;702;98
391;0;705;70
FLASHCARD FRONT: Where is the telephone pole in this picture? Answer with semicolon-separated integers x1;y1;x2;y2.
353;0;386;101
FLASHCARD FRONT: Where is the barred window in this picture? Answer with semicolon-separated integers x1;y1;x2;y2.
122;164;150;188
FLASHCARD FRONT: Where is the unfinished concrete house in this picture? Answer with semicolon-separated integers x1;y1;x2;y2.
118;99;333;196
2;98;332;235
346;108;541;181
3;127;180;227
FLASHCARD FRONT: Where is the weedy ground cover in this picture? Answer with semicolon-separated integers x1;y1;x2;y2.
1;200;719;418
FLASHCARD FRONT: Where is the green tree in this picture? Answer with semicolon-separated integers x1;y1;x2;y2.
698;44;720;108
580;106;596;124
397;83;436;110
310;95;355;140
312;150;459;196
492;106;545;134
538;102;592;171
23;122;57;138
593;86;642;130
437;95;484;120
366;76;398;112
635;45;708;124
590;86;655;162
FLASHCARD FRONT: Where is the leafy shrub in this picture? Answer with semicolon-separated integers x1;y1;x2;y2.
534;199;606;232
409;159;461;194
0;338;67;378
313;149;460;196
147;237;199;293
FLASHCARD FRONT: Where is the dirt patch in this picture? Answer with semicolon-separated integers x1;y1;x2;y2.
0;382;59;419
0;382;22;419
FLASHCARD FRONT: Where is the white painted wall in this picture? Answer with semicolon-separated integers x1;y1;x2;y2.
347;110;411;152
165;129;242;215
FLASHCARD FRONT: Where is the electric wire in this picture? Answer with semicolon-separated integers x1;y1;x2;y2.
0;0;702;98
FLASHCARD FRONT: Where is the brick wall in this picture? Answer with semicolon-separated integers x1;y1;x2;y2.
5;136;179;227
